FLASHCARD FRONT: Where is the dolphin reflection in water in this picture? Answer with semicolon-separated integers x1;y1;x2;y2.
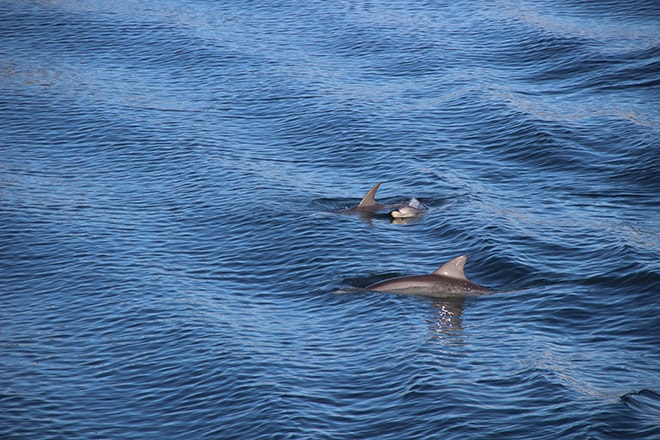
364;255;493;338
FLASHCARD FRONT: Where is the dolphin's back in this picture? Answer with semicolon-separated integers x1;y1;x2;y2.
366;274;491;297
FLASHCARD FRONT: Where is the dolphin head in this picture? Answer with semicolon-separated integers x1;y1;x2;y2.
390;197;427;219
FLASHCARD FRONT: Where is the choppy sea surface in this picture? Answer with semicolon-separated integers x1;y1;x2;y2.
1;1;659;438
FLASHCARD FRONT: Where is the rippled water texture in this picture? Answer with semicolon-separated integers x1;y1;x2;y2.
1;0;659;438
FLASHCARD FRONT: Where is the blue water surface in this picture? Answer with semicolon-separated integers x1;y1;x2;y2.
1;0;659;438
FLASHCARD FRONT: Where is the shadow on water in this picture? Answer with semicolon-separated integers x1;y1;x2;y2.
617;389;660;437
621;389;660;419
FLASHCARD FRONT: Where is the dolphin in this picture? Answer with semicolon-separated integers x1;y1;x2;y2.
365;255;491;297
390;197;427;219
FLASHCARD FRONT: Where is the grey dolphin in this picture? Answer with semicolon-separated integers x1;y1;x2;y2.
390;197;427;219
366;255;491;297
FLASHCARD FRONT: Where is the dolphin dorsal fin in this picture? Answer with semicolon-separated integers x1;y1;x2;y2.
357;182;382;207
432;255;469;280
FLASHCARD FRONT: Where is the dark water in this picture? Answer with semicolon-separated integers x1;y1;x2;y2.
2;0;659;438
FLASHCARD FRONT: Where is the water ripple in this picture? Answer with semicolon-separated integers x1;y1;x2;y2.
2;0;658;439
